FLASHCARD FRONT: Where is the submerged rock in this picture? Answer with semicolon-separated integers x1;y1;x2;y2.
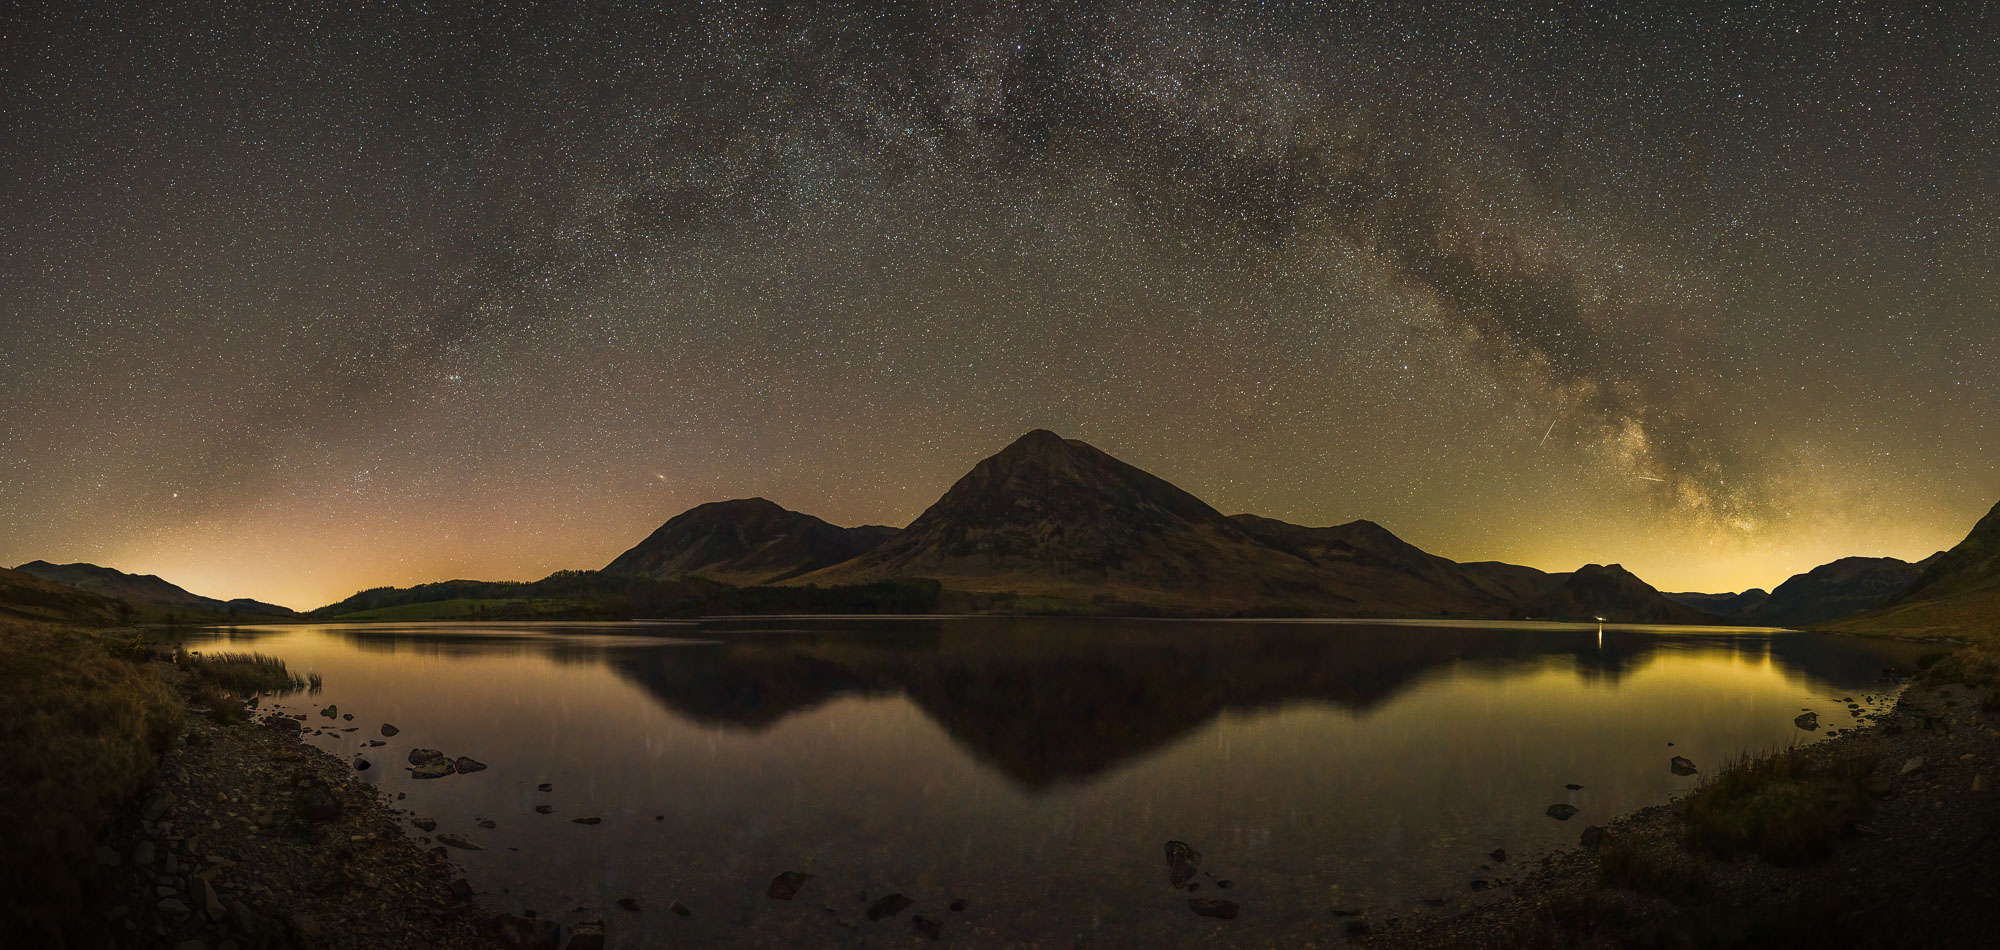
1795;712;1820;731
452;756;487;773
412;759;455;780
1545;803;1579;821
1189;898;1240;919
408;748;446;766
949;898;968;912
913;913;943;939
767;871;812;900
616;897;639;912
571;817;601;825
1670;756;1699;776
538;783;552;792
1488;848;1507;863
436;834;483;851
534;804;554;815
413;819;437;832
1901;756;1925;776
1165;840;1202;888
866;893;914;921
381;723;399;736
668;900;690;917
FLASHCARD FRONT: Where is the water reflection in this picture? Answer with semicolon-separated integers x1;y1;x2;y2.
187;619;1931;949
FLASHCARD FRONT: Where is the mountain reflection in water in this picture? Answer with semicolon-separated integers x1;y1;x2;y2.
191;619;1932;949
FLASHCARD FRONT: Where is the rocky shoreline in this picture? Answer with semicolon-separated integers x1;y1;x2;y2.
88;666;496;950
1371;652;2000;949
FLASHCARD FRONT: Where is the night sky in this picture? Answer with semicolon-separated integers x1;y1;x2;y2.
3;2;1994;610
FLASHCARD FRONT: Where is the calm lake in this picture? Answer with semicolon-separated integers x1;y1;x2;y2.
185;618;1932;948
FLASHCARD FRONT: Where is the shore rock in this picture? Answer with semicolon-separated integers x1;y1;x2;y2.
453;756;487;773
567;918;605;950
381;723;399;737
1670;756;1699;776
489;913;560;949
409;748;447;766
294;780;343;822
1901;756;1925;776
412;759;455;780
1795;712;1820;730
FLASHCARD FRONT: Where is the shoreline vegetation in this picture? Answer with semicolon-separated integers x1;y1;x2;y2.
0;620;491;949
1375;640;2000;949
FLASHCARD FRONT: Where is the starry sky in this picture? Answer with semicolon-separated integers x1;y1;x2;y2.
3;2;1995;610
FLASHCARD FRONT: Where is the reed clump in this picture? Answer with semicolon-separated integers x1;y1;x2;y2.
1681;748;1877;864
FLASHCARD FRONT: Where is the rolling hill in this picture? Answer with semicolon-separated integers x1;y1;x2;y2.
603;498;897;585
11;561;293;617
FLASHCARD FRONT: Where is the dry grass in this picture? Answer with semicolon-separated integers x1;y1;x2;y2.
185;650;305;694
1681;748;1877;864
1925;642;2000;688
0;621;184;944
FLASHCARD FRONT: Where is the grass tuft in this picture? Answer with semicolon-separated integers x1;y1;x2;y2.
1681;748;1877;864
1926;643;2000;689
185;651;306;695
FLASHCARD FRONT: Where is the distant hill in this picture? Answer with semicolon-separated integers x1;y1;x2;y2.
1733;555;1936;628
11;561;294;618
0;567;127;624
1833;500;2000;640
309;569;942;621
1662;588;1770;618
604;498;897;585
792;429;1582;617
1228;514;1563;615
1518;564;1720;624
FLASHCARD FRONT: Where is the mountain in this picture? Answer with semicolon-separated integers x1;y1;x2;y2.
0;566;127;624
604;498;898;586
11;561;294;617
1732;556;1936;627
793;430;1564;617
1833;500;2000;639
1228;514;1563;614
1517;563;1720;624
1662;589;1770;618
790;431;1337;610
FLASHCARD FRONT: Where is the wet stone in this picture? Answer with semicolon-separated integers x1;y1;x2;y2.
1189;898;1240;920
866;893;914;921
1165;840;1202;888
1546;803;1580;821
767;871;812;901
380;723;399;737
1670;756;1699;776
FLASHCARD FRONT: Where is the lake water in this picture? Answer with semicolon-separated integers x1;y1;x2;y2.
186;618;1932;948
